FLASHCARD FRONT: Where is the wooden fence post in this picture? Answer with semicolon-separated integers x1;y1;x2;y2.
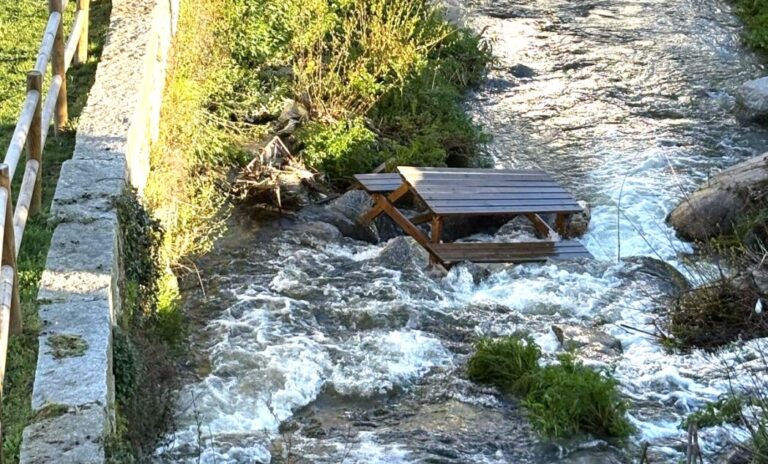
26;71;43;215
0;167;21;335
74;0;90;66
49;0;68;132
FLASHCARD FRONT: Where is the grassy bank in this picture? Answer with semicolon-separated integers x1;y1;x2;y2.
0;0;112;460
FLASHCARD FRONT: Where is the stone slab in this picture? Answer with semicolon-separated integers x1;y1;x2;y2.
37;218;120;310
50;158;127;224
32;300;114;410
20;405;108;464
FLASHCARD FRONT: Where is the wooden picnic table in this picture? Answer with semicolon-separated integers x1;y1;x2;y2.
354;166;592;267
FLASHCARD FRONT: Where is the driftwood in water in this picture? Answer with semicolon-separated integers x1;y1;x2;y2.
234;137;321;210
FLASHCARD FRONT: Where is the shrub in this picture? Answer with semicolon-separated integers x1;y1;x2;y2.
732;0;768;51
466;337;632;439
296;118;379;186
227;0;491;186
683;396;745;429
668;279;766;351
466;335;540;396
524;355;632;439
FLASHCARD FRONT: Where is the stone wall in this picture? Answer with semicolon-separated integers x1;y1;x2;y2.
19;0;179;461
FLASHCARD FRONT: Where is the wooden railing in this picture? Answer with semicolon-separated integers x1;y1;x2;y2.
0;0;90;451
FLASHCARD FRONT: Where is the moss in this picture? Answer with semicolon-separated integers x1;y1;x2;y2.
47;334;88;359
32;403;69;422
466;336;632;439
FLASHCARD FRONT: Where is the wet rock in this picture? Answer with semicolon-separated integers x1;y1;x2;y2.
558;450;625;464
304;190;379;242
735;76;768;122
292;221;342;246
375;236;430;270
667;153;768;240
553;325;623;357
567;200;591;237
620;256;690;296
510;63;536;78
752;267;768;297
278;99;309;123
496;216;539;237
725;446;752;464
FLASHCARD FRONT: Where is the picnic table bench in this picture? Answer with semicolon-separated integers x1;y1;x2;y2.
354;166;592;267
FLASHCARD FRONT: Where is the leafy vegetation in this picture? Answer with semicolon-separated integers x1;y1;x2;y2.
227;0;491;186
732;0;768;51
466;336;632;439
683;396;745;429
0;1;111;461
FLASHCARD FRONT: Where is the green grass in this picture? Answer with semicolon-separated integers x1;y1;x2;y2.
466;336;632;439
0;1;112;461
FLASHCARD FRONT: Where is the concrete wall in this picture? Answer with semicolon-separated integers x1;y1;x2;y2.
19;0;179;461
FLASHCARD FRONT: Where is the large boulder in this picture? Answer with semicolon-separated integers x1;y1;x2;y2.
667;153;768;241
735;77;768;122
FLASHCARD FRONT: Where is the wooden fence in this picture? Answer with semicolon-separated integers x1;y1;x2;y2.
0;0;90;454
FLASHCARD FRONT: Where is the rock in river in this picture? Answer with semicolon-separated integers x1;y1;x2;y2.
667;153;768;241
735;76;768;122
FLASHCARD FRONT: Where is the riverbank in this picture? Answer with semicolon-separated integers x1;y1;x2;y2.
0;1;111;460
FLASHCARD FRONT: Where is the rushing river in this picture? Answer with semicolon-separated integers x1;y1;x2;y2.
156;0;768;462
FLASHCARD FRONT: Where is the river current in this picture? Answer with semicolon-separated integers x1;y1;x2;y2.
156;0;768;462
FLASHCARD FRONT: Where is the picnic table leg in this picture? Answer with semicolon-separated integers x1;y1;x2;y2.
372;194;445;266
358;183;410;224
555;213;569;237
430;216;443;266
525;213;554;238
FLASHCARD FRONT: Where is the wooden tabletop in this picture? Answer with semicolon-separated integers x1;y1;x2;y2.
397;166;583;216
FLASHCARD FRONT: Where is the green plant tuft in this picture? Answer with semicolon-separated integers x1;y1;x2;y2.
524;355;632;439
466;335;540;396
466;337;632;439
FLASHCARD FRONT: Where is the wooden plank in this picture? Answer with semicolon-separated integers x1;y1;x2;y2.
0;265;14;398
428;199;581;208
14;160;40;254
556;213;569;236
399;166;554;176
33;12;62;74
420;192;573;200
410;212;433;225
40;75;63;148
358;183;410;223
407;173;555;182
65;9;87;70
524;213;554;237
430;240;591;263
411;179;561;188
354;173;403;193
399;166;547;175
417;188;572;196
0;167;20;335
431;205;584;215
4;90;41;179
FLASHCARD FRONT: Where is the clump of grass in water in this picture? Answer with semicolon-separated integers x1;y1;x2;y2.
466;336;632;439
